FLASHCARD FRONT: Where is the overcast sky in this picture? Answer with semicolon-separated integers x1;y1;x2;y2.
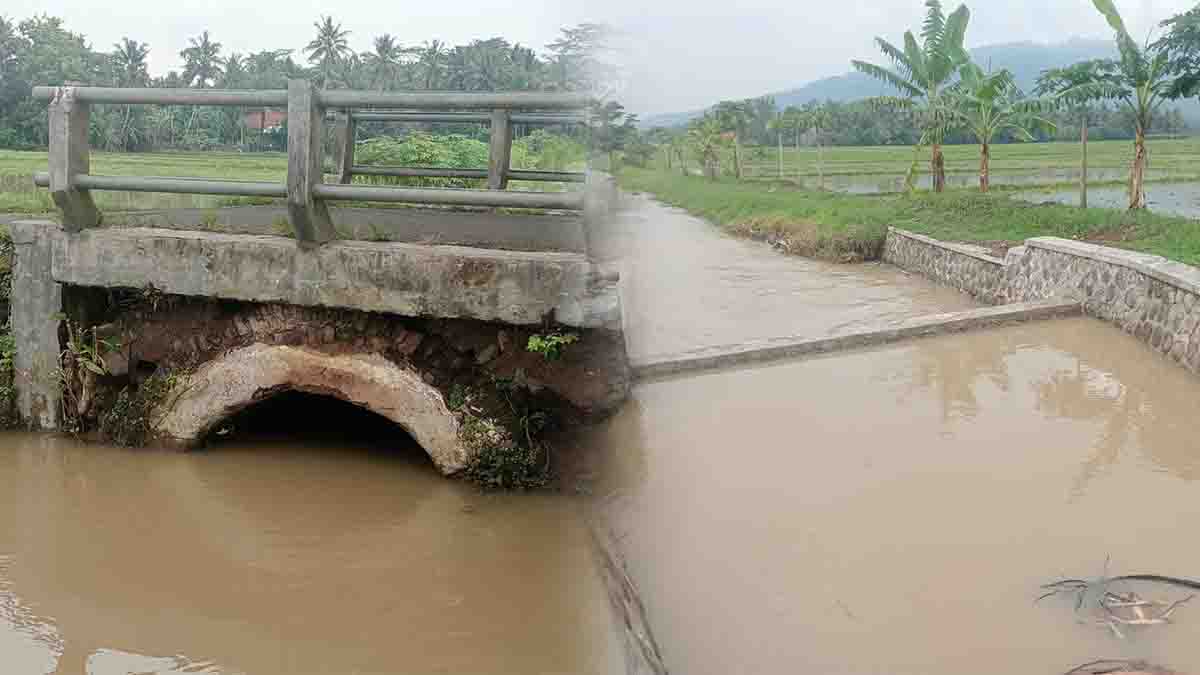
10;0;1196;114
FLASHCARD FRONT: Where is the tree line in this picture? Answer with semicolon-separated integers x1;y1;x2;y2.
649;0;1200;210
0;14;624;152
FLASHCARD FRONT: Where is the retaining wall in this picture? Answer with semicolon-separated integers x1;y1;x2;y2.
883;227;1200;375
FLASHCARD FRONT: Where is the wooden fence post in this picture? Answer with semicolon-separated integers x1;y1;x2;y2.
48;85;101;231
487;109;512;190
334;110;356;185
286;79;336;244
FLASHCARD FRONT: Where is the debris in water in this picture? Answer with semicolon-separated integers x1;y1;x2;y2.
1064;659;1179;675
1038;561;1200;638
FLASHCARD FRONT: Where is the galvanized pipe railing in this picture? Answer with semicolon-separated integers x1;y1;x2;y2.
313;184;582;210
348;112;587;124
31;81;590;244
33;172;287;197
31;86;289;106
349;166;586;183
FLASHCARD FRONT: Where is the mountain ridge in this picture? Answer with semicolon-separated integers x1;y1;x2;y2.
640;38;1170;128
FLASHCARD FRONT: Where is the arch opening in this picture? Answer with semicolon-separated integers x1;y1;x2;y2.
201;389;436;467
156;344;469;474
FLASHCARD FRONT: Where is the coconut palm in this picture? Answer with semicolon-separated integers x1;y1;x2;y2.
851;0;971;192
417;40;446;89
220;52;246;88
367;34;404;90
943;63;1055;192
1044;0;1195;209
111;38;149;87
305;16;351;88
180;31;222;88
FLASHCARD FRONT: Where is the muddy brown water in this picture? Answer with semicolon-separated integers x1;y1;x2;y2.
4;195;1196;674
599;195;978;364
0;421;623;674
588;316;1200;675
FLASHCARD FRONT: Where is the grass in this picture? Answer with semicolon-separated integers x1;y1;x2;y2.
0;149;287;213
727;137;1200;186
619;167;1200;267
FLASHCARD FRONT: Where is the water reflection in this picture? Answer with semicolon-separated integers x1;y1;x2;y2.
894;327;1017;421
599;317;1200;675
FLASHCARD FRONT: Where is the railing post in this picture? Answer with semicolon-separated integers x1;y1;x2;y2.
487;108;512;190
48;85;101;231
286;79;336;244
334;110;356;185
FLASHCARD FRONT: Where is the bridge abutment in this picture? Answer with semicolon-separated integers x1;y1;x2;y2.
8;218;628;477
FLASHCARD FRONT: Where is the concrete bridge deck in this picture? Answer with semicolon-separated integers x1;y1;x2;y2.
3;203;588;253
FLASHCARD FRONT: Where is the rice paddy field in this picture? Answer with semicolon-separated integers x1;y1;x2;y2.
0;149;287;213
728;137;1199;192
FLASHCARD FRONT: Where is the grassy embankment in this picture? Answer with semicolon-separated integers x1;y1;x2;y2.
618;167;1200;267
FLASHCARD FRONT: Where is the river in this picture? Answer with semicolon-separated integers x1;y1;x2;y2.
2;196;1198;674
0;394;623;674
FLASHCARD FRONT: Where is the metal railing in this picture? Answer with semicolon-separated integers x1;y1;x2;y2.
31;80;591;244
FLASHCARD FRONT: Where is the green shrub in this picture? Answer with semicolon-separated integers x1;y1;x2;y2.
526;332;578;361
354;133;489;188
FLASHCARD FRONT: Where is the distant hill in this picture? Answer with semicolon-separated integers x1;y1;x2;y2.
642;38;1200;128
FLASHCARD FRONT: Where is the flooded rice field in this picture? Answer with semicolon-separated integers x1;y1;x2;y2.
764;167;1170;194
590;316;1200;675
1017;182;1200;219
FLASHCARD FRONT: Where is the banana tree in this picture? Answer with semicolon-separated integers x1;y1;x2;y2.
1046;0;1194;209
688;116;726;180
801;105;832;190
852;0;971;192
943;64;1056;192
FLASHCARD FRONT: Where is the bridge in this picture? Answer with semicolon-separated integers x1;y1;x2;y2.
10;81;626;475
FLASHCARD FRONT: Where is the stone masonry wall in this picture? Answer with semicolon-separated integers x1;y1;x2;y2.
883;227;1200;376
882;228;1008;304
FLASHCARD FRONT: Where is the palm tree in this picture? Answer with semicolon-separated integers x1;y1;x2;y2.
713;100;751;179
851;0;970;192
111;38;149;87
367;34;404;90
688;116;726;180
220;52;247;88
801;104;832;190
180;31;222;88
305;15;351;88
108;38;150;150
508;43;543;89
1064;0;1200;209
417;40;446;89
943;63;1055;192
